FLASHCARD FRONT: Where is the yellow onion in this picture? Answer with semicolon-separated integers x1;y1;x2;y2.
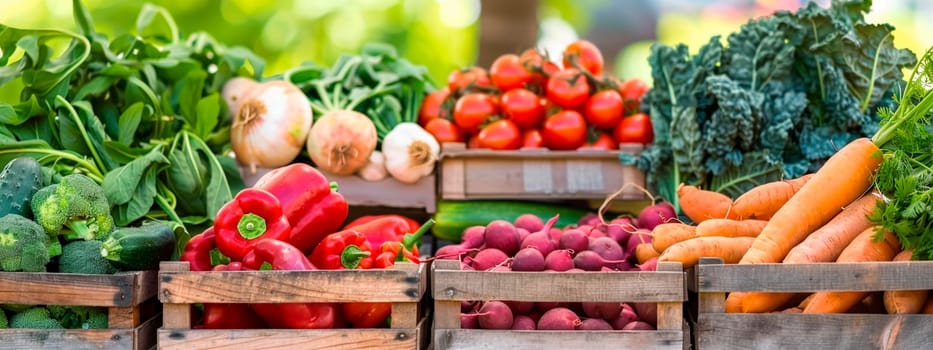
306;110;377;175
230;80;312;174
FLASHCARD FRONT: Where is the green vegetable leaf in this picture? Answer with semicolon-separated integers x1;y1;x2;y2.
831;23;916;113
710;151;784;199
117;103;147;145
194;93;220;140
102;146;168;206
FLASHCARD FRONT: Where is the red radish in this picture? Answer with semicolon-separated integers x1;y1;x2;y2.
578;213;600;226
577;224;594;233
559;229;589;254
609;216;638;229
537;307;581;330
504;300;535;315
535;301;571;313
461;313;480;329
589;236;627;261
578;318;613;330
517;228;531;242
461;225;487;248
478;301;514;329
622;321;655;330
633;302;657;327
511;315;537;330
461;300;477;313
512;247;546;271
521;232;555;256
514;214;545;233
544;249;574;272
638;257;659;271
573;250;632;271
434;244;475;261
549;228;563;241
594;223;633;245
468;248;509;270
626;230;652;253
611;305;640;330
459;261;475;271
582;302;623;320
586;227;607;239
637;202;678;230
484;220;521;256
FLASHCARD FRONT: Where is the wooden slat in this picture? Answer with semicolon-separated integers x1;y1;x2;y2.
132;270;158;305
434;329;683;350
433;269;684;302
697;261;933;292
0;329;135;350
432;260;462;332
697;314;933;350
656;262;684;331
157;329;418;350
133;314;161;350
159;262;191;329
159;262;424;303
0;271;139;307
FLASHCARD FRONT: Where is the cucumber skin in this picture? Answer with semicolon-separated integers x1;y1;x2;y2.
431;200;590;242
0;157;43;219
101;222;176;271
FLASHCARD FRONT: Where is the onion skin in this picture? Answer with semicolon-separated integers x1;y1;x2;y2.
231;80;312;174
222;77;259;116
306;110;378;176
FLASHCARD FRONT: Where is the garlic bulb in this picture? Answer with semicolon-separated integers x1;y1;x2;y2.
382;123;440;184
358;150;388;181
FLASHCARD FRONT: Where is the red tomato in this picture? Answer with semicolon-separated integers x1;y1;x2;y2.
448;67;492;93
581;132;618;150
418;87;450;125
477;119;522;150
467;134;481;148
613;113;654;145
520;49;561;90
541;110;587;150
546;68;590;109
619;78;650;115
490;54;533;91
521;129;545;148
563;40;604;76
501;88;545;130
424;117;465;144
584;90;624;130
453;93;498;135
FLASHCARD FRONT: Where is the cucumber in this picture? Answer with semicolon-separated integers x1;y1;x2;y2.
0;157;43;219
100;221;176;270
432;200;591;242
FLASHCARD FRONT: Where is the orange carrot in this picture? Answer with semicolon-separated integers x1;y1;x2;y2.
738;193;880;313
635;243;660;264
678;184;737;223
883;250;928;314
695;219;768;238
651;223;697;253
658;236;755;268
802;228;900;314
731;174;815;220
923;296;933;314
740;138;881;265
780;307;803;314
725;292;745;313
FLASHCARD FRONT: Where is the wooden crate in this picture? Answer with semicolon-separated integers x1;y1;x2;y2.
158;261;428;350
0;270;160;350
431;260;688;350
240;166;437;213
438;142;646;201
692;258;933;350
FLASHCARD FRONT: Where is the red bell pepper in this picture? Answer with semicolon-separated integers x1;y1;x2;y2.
203;262;268;329
342;216;423;256
254;163;349;253
308;231;374;270
344;215;419;233
242;239;344;329
180;227;217;272
214;188;292;261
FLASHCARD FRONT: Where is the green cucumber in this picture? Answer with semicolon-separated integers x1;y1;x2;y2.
432;200;591;242
100;221;175;270
0;157;43;219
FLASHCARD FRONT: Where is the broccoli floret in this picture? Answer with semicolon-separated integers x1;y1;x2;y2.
47;305;107;329
0;214;51;272
0;309;7;329
10;307;62;329
82;308;107;329
31;175;113;241
58;240;116;274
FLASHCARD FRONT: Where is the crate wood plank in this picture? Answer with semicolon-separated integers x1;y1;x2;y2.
696;314;933;350
434;329;684;350
159;262;191;329
696;261;933;292
157;329;418;350
159;262;424;303
433;269;684;302
0;329;136;350
133;315;161;350
0;271;151;307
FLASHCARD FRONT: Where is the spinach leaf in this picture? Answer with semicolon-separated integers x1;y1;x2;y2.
102;146;168;206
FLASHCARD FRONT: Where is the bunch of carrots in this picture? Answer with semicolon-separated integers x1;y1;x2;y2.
638;46;933;316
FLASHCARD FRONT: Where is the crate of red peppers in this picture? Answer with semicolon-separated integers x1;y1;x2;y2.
157;163;430;350
423;40;650;202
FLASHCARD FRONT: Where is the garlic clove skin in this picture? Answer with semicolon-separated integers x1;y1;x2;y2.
358;150;388;181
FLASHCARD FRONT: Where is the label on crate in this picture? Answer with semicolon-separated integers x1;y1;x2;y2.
522;160;553;193
566;160;604;192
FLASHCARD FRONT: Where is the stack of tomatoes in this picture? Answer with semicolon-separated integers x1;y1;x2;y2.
419;40;652;151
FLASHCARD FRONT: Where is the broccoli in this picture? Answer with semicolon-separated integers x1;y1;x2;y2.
0;214;51;272
31;174;114;241
47;305;108;329
58;240;116;274
10;307;62;329
0;309;7;329
83;308;108;329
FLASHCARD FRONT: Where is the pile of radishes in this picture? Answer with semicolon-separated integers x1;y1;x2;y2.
433;201;679;331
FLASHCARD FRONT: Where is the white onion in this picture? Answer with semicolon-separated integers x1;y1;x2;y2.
230;80;312;174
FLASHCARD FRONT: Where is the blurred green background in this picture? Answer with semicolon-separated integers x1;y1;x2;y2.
1;0;931;89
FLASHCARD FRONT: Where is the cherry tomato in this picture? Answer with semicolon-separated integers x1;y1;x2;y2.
520;49;561;90
613;113;654;145
584;90;624;129
581;132;618;150
522;129;545;148
453;93;498;135
546;68;590;109
467;134;482;148
448;67;492;94
619;78;650;115
563;40;604;76
477;119;522;150
490;54;533;91
424;117;465;144
541;110;587;150
418;87;451;126
501;88;545;130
